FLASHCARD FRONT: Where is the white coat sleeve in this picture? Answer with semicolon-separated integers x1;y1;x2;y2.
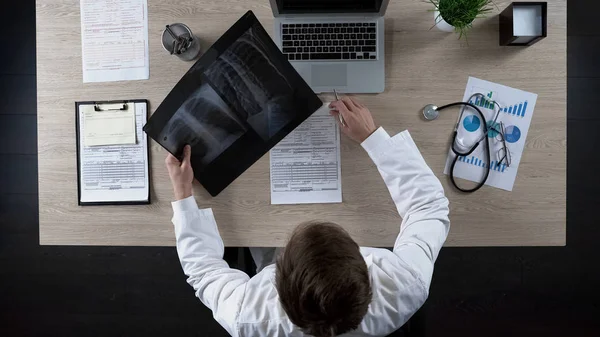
172;196;249;337
361;127;450;291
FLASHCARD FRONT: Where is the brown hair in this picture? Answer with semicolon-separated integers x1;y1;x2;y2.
275;221;372;337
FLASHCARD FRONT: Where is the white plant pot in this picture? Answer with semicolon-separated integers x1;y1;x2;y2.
434;10;455;32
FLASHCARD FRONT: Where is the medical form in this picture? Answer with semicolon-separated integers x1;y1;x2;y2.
80;0;150;83
270;104;342;205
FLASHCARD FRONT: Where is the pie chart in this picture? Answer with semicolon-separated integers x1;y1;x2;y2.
505;125;521;143
462;115;481;132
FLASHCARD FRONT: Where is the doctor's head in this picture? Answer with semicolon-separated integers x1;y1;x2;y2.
275;221;372;337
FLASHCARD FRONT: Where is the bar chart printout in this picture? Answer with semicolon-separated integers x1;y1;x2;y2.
444;77;538;191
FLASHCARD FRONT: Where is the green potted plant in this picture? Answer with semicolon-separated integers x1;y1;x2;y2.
430;0;494;38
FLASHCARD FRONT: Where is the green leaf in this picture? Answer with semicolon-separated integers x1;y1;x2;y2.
430;0;494;39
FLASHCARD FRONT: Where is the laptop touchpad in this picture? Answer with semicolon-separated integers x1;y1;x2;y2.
311;64;347;87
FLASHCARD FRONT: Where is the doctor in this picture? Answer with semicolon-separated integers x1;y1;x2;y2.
165;96;450;337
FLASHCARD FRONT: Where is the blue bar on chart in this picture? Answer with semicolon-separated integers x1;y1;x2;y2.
517;103;523;116
469;92;495;110
490;161;503;172
502;101;528;118
458;156;500;170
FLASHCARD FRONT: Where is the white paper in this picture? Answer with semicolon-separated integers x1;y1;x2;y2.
443;77;538;191
83;105;136;147
79;102;149;203
513;5;543;36
270;104;342;204
80;0;149;83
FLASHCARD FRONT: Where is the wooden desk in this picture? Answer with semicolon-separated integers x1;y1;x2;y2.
36;0;566;247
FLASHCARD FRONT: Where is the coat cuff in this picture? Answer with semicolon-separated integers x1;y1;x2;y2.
171;196;199;213
361;127;414;162
361;127;391;154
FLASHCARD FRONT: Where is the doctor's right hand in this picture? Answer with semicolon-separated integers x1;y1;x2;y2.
165;145;194;200
329;97;377;143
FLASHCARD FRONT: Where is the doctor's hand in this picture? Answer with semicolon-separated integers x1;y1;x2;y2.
329;97;377;143
165;145;194;200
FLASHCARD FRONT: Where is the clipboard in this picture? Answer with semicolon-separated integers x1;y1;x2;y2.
75;99;151;206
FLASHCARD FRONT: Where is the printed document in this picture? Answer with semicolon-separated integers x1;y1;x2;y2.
80;0;150;83
79;102;149;203
270;104;342;204
83;105;136;147
443;77;538;191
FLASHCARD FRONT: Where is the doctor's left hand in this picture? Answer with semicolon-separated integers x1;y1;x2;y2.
166;145;194;200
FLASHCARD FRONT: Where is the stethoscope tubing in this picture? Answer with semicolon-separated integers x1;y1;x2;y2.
436;100;492;193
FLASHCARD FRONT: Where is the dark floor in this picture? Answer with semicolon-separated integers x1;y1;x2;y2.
1;1;599;336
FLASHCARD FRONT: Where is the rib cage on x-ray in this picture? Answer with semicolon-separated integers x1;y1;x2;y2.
158;28;297;167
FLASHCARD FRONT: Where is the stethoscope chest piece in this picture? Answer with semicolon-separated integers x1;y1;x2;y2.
423;104;439;120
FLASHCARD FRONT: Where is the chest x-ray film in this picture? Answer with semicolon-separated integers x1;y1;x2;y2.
144;11;322;196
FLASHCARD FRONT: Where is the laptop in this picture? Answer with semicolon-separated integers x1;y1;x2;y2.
270;0;389;94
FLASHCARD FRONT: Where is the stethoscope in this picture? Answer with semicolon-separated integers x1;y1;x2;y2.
422;93;501;193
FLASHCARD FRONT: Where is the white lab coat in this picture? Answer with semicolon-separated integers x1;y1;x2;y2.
171;128;450;337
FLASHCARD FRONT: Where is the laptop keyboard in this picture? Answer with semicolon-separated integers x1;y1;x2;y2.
281;22;378;61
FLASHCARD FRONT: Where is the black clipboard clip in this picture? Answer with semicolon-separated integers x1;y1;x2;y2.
94;102;129;111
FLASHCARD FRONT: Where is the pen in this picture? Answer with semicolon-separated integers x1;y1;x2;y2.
333;89;346;127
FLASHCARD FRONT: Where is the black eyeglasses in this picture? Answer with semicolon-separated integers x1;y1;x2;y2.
489;121;511;168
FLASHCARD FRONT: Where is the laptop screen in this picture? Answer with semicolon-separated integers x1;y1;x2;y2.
277;0;383;14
